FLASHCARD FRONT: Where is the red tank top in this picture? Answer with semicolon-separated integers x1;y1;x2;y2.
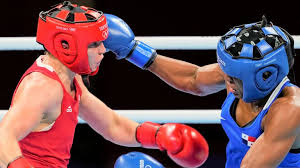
11;57;82;168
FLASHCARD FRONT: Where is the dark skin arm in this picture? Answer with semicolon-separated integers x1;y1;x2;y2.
148;55;226;96
241;89;300;168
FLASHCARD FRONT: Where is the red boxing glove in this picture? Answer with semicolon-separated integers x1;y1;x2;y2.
7;156;33;168
136;122;209;168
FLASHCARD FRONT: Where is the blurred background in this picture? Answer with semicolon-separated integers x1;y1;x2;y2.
0;0;299;167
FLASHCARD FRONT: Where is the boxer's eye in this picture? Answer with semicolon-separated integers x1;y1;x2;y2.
88;41;102;48
228;77;234;84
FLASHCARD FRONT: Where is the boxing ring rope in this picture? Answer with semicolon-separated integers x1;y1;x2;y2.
0;36;299;124
1;36;300;50
0;110;221;124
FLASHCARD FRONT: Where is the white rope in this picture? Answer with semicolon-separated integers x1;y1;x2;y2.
0;109;221;124
1;36;300;50
136;36;221;50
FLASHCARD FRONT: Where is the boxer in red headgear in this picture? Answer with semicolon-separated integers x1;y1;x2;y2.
0;1;108;167
0;1;208;168
36;1;108;75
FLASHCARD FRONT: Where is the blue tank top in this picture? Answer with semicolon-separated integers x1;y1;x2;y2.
220;77;300;168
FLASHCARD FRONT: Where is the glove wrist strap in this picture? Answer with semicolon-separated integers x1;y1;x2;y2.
136;121;161;148
127;41;157;69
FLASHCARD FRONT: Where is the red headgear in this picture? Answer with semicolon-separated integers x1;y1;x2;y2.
36;1;108;75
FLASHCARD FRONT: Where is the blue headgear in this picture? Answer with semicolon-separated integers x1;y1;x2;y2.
114;151;164;168
217;16;295;102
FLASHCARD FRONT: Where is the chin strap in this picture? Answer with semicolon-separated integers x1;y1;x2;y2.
262;76;289;111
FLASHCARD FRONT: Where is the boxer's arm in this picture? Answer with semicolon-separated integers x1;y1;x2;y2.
76;75;140;147
104;14;225;96
0;73;62;167
148;55;226;96
241;99;300;168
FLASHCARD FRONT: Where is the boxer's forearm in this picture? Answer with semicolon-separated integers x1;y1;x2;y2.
148;55;199;91
148;55;225;96
105;115;140;147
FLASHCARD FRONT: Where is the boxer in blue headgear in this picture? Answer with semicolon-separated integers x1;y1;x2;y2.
217;15;295;102
105;14;300;168
114;152;164;168
214;16;300;168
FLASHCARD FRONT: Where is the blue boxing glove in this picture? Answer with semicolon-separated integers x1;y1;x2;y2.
114;152;164;168
104;14;157;69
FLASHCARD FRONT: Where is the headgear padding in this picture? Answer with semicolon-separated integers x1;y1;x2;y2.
217;16;295;102
36;1;108;75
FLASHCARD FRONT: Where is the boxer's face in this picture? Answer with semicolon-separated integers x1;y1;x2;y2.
87;41;106;71
224;74;243;99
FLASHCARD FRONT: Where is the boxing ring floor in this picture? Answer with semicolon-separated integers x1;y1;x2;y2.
0;36;300;167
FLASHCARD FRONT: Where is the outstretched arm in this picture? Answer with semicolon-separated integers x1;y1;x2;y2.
77;75;140;147
103;14;225;96
77;75;209;168
148;55;225;96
